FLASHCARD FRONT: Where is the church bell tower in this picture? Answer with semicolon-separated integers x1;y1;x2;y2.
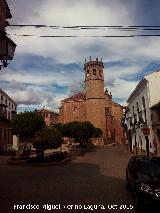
84;57;106;140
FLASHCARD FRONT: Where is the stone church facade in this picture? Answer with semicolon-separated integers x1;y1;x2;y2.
59;58;124;144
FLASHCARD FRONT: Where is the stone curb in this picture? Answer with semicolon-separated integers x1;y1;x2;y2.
7;157;71;166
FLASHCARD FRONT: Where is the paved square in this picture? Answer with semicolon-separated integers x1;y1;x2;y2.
0;144;137;213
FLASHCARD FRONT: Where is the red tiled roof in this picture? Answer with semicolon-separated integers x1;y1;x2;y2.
63;92;86;102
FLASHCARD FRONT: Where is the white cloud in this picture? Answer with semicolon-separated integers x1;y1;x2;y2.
7;90;42;105
109;79;138;98
3;0;160;112
8;0;131;25
104;63;146;83
39;0;130;26
0;68;83;86
7;0;133;64
5;84;66;111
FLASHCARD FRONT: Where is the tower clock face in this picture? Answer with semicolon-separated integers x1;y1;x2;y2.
99;70;102;77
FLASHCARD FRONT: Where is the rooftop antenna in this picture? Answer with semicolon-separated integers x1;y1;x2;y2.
90;56;91;61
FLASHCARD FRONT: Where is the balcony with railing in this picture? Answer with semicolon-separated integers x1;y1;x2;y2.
133;114;138;125
138;111;144;121
125;116;133;130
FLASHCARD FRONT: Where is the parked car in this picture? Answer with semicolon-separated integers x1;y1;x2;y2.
126;156;160;211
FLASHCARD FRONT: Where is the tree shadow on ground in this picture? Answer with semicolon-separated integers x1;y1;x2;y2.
0;162;138;213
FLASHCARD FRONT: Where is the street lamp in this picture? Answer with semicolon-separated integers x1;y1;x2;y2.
0;33;16;70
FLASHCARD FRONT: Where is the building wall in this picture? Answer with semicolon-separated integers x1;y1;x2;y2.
37;109;59;126
59;59;124;144
0;89;17;150
59;95;124;144
44;111;58;126
59;106;64;124
151;105;160;156
44;112;59;126
86;80;105;100
59;100;86;124
103;90;124;143
86;98;106;135
0;89;17;119
112;103;124;142
0;123;12;151
85;59;106;138
126;79;156;155
146;71;160;107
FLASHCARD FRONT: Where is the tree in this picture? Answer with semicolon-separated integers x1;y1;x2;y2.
63;121;95;148
53;121;103;150
33;127;62;159
93;128;103;138
53;123;67;137
78;122;94;141
64;121;82;139
10;111;45;141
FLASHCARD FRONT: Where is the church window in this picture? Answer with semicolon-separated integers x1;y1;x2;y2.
86;69;89;76
99;70;102;77
93;69;96;76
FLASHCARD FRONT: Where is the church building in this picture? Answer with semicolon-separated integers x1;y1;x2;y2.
59;57;124;145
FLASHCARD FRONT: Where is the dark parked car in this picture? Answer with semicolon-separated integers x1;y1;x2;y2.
126;156;160;211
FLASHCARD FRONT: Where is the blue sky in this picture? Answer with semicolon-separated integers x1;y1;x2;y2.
1;0;160;112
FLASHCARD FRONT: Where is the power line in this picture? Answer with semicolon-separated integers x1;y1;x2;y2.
8;25;160;28
7;34;134;38
7;25;160;37
7;33;160;38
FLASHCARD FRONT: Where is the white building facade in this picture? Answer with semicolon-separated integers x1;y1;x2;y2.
125;71;160;156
